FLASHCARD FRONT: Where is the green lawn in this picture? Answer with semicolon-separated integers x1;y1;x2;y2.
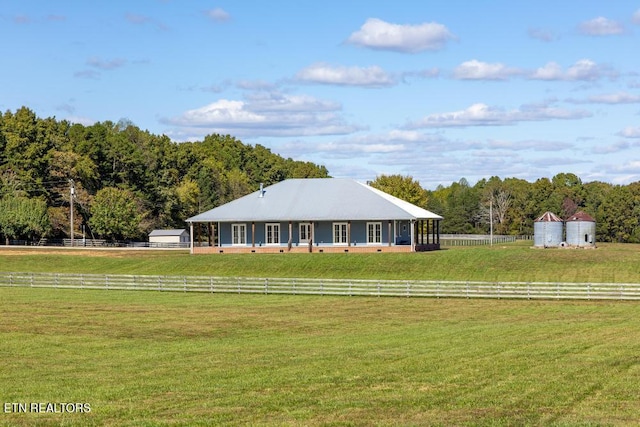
2;244;640;425
1;288;639;426
1;241;639;283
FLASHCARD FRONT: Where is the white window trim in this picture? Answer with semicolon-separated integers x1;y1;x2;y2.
232;223;247;246
333;222;348;245
367;222;382;244
265;223;280;245
299;223;311;244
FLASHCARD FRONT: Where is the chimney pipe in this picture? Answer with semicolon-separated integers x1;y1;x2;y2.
259;183;264;198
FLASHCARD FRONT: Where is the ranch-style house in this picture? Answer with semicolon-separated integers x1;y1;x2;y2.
186;178;443;254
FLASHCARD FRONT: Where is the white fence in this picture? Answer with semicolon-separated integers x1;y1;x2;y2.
1;272;639;301
439;234;523;246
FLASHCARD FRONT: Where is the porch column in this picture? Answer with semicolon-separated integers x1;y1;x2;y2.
217;222;221;247
388;220;392;246
189;222;194;254
309;222;314;253
410;219;416;252
432;220;436;245
347;221;351;247
251;222;255;247
288;221;292;251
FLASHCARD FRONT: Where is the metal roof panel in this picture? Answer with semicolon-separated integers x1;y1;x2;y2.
187;178;443;222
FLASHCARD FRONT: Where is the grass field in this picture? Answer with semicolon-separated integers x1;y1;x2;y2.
1;241;639;283
2;287;640;426
1;243;640;426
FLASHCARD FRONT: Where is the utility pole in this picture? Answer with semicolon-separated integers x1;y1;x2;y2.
489;196;493;247
70;180;75;247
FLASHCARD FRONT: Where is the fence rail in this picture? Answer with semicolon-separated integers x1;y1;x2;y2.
1;272;639;301
439;234;527;246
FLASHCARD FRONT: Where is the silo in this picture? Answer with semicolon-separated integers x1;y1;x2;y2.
533;212;564;247
566;211;596;247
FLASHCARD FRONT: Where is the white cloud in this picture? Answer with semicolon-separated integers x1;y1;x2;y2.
567;92;640;104
244;92;341;112
167;100;265;128
530;59;617;81
162;93;363;139
591;141;631;154
346;18;455;53
618;127;640;138
611;160;640;173
453;60;522;80
205;8;230;22
74;70;100;79
66;116;97;126
317;141;405;155
294;63;395;87
487;139;573;151
405;102;591;129
578;17;624;36
86;57;127;70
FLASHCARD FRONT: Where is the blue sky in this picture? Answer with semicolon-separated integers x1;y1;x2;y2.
2;1;640;189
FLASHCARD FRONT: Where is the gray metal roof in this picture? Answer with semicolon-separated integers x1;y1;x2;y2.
149;229;189;236
187;178;443;223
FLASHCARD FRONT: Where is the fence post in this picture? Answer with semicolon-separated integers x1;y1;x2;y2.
106;275;109;290
377;281;381;297
183;276;187;292
264;278;269;295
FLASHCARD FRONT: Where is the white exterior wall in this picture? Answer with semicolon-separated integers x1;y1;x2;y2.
149;232;190;244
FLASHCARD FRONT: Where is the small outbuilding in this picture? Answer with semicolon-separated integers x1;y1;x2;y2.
148;229;190;247
565;211;596;248
533;211;564;248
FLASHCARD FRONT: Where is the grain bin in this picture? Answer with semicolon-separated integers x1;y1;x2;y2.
565;211;596;247
533;212;563;247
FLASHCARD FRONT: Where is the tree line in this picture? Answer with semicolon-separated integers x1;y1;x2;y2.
371;173;640;243
2;107;638;244
0;107;328;243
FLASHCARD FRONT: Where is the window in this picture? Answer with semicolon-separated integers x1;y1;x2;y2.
266;223;280;245
333;222;348;245
367;222;382;244
299;223;311;243
232;224;246;245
